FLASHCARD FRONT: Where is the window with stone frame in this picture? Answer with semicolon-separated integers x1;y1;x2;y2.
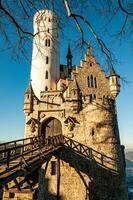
90;75;94;87
94;77;97;88
87;76;90;87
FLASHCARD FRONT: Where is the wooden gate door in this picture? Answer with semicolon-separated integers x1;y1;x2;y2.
41;117;62;138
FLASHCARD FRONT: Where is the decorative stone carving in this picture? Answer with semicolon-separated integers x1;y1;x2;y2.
40;112;46;119
29;121;36;133
26;118;39;133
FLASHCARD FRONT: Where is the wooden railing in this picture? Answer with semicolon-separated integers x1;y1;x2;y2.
0;135;64;165
0;135;119;186
63;137;119;172
0;135;64;185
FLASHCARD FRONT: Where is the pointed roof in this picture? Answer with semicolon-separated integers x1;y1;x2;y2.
109;67;120;77
25;80;33;94
66;44;73;58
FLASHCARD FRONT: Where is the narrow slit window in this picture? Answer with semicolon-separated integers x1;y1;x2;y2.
91;128;95;136
93;94;96;99
46;56;49;64
45;71;48;79
51;161;56;175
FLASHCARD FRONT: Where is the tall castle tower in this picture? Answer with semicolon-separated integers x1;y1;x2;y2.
31;10;60;99
23;9;128;200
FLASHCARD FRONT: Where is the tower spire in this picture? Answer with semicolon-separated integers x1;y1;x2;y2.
66;44;73;66
66;44;73;78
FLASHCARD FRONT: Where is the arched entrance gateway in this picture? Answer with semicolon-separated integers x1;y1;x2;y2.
40;117;62;138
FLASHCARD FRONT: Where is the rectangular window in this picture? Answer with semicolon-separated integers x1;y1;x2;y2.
9;193;15;198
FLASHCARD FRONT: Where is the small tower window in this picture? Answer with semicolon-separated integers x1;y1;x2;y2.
45;71;48;79
46;56;49;64
94;77;97;88
87;76;90;87
45;86;48;91
48;18;51;22
47;28;49;33
90;75;94;87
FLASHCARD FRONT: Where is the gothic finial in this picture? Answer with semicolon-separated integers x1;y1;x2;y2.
110;66;117;76
66;44;73;59
66;44;73;77
87;46;93;56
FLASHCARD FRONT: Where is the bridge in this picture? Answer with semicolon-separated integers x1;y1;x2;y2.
0;135;119;194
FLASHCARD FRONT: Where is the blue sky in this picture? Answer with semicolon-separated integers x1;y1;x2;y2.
0;4;132;149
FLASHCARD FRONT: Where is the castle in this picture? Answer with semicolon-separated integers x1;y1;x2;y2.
22;9;128;200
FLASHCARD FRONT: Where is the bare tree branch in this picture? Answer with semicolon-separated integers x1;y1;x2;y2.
64;0;114;69
0;2;33;36
118;0;133;15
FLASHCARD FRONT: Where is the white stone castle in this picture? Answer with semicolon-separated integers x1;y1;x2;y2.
23;9;128;200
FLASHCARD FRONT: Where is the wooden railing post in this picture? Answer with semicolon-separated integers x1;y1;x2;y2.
101;154;104;165
6;150;10;169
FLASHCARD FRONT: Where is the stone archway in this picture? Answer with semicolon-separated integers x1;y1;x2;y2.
41;117;62;138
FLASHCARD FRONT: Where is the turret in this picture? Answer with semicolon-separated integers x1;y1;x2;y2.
24;81;33;115
30;10;60;99
66;44;73;78
109;67;120;98
70;77;81;113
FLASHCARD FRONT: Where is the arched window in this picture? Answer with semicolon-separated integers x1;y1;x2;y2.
94;77;97;88
87;76;90;87
45;71;48;79
93;94;96;99
47;28;49;33
46;56;49;64
45;86;48;91
45;39;50;47
90;75;94;87
48;18;51;22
